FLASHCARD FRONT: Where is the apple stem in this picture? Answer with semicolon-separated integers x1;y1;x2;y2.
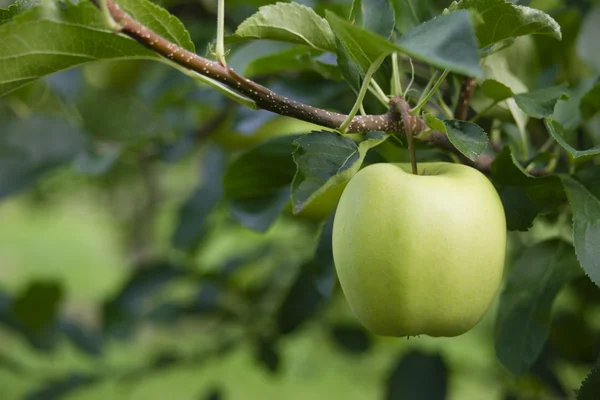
390;97;419;175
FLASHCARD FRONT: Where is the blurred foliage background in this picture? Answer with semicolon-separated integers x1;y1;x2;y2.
1;0;600;399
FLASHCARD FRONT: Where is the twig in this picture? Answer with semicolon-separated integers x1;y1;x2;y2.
454;76;476;120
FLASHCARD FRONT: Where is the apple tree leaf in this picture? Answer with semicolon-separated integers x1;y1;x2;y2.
577;365;600;400
0;0;194;97
480;79;514;102
495;240;582;378
349;0;395;39
424;115;488;161
291;131;389;214
513;85;568;119
326;10;482;80
0;116;85;200
491;147;564;231
172;148;225;251
231;2;336;53
580;79;600;121
386;350;448;400
561;167;600;287
544;118;600;161
223;135;302;232
446;0;562;49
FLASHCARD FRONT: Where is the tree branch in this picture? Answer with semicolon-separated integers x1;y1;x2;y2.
91;0;495;172
454;76;476;120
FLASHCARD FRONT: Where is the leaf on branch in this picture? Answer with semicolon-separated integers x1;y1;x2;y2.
326;10;482;81
495;240;582;378
561;167;600;288
514;85;568;119
350;0;395;39
424;114;488;161
491;146;564;231
0;0;37;25
231;2;336;53
224;135;302;232
291;131;389;215
0;0;193;96
480;79;514;102
544;118;600;161
580;79;600;120
446;0;562;49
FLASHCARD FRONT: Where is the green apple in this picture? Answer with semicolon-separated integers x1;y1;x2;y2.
332;163;506;337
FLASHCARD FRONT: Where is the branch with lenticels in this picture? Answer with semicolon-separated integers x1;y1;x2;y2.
90;0;493;172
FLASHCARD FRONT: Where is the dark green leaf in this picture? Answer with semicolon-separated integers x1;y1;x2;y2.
580;79;600;120
447;0;561;48
544;118;600;161
231;2;336;52
25;374;95;400
12;281;63;334
255;338;280;373
562;168;600;287
326;10;482;79
481;79;514;102
392;0;433;34
491;147;564;231
386;350;448;400
442;119;488;161
495;240;581;377
172;148;225;250
276;265;324;335
0;116;85;199
513;85;568;119
0;0;193;96
224;135;301;232
577;365;600;400
396;11;482;77
291;131;388;214
353;0;395;39
330;324;371;353
311;213;336;298
59;321;103;357
553;77;597;131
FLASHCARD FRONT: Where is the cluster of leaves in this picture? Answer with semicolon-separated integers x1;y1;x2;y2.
0;0;600;398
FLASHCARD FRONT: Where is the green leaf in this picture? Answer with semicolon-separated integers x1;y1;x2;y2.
480;79;514;102
224;135;301;232
291;131;389;214
231;2;336;53
577;365;600;400
447;0;561;48
351;0;395;39
544;118;600;161
387;351;448;400
396;11;482;77
392;0;433;34
495;240;581;377
442;119;488;161
424;114;488;161
172;149;225;251
13;281;63;334
491;147;565;231
513;85;568;119
553;77;597;131
0;0;37;25
0;116;85;199
577;8;600;72
0;0;193;96
561;169;600;287
326;10;482;79
580;79;600;120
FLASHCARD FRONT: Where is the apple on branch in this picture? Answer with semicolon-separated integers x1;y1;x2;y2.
332;163;506;338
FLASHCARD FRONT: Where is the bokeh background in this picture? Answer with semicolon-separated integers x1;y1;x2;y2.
1;0;600;399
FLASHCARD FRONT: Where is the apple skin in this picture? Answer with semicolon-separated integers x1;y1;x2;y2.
332;162;506;337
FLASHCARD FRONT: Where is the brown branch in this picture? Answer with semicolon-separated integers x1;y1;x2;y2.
454;76;476;120
92;0;495;172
